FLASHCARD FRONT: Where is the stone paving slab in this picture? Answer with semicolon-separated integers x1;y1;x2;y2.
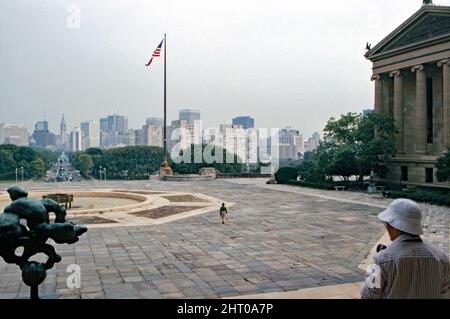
0;179;449;299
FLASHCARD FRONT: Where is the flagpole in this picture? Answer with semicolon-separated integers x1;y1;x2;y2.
160;33;172;177
164;33;167;163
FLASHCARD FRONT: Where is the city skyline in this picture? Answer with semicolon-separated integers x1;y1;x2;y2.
3;1;449;138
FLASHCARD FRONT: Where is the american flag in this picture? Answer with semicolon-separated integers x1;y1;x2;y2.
145;39;164;67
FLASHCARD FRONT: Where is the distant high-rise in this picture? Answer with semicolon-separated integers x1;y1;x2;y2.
363;109;374;117
99;114;128;148
146;117;163;128
59;114;67;150
179;109;200;126
0;123;29;146
232;116;255;129
80;121;100;150
69;127;82;152
35;121;48;132
278;128;303;160
178;109;201;145
143;124;163;147
33;120;56;148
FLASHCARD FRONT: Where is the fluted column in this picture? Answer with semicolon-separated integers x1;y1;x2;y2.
371;74;384;115
390;70;404;154
412;65;427;154
438;60;450;152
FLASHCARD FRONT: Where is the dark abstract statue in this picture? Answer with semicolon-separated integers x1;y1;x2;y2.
0;186;87;299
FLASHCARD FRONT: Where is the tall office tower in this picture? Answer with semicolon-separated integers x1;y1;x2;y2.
59;114;67;150
304;132;321;153
99;114;128;148
146;117;164;128
80;121;100;150
179;109;200;126
178;109;201;145
134;129;145;146
32;121;57;148
69;127;82;152
143;124;163;147
0;123;29;146
167;120;192;156
218;124;258;164
232;116;255;129
278;127;303;160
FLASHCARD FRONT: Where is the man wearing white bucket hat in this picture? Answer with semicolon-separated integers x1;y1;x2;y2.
361;198;449;299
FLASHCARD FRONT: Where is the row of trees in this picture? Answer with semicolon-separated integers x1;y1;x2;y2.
69;144;245;180
0;145;56;180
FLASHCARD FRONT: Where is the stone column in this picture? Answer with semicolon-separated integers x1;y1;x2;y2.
390;70;404;154
438;60;450;152
412;65;427;154
371;74;384;115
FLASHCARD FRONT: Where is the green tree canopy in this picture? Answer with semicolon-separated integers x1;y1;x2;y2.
313;112;397;182
436;151;450;183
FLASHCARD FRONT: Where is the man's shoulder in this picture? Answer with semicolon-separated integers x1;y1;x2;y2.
374;241;449;264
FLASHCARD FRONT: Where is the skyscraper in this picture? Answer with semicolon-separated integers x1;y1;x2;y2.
69;127;82;152
80;121;100;150
33;120;56;148
179;109;200;126
143;125;163;147
232;116;255;129
99;114;128;148
0;123;29;146
59;114;67;150
146;117;163;128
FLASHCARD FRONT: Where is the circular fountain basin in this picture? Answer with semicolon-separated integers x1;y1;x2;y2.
0;191;151;215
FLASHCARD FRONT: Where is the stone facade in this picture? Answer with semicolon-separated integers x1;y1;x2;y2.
366;4;450;186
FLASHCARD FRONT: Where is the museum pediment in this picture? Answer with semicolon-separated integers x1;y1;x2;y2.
366;6;450;59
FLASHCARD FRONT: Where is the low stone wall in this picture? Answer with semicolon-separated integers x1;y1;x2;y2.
163;175;214;182
217;173;272;179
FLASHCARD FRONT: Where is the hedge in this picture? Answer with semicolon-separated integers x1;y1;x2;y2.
384;189;450;207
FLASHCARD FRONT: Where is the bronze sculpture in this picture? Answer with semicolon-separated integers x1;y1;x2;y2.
0;186;87;299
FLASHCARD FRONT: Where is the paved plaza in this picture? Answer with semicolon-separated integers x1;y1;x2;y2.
0;179;449;299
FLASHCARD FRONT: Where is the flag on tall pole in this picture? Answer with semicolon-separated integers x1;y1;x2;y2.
145;38;164;67
146;34;172;177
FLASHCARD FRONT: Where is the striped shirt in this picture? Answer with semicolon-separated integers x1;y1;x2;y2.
361;233;450;299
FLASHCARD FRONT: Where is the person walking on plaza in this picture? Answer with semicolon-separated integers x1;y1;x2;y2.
219;203;228;224
361;199;450;299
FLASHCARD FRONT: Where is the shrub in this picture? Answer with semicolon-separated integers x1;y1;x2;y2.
287;180;334;190
275;167;298;184
385;188;450;207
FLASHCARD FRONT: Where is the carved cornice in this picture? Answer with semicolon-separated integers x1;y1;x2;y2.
411;64;424;72
389;70;401;77
437;59;450;67
371;74;381;81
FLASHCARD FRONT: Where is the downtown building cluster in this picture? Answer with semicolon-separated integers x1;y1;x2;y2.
0;111;321;163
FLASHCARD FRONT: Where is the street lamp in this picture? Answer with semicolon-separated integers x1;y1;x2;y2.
103;168;107;181
99;166;103;181
15;168;18;183
21;167;24;182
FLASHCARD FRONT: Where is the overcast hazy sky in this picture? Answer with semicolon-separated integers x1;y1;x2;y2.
1;0;450;137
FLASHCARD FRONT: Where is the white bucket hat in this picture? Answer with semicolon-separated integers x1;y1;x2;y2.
378;199;424;236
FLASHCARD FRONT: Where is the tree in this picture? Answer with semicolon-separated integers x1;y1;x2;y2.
317;112;397;182
171;144;244;174
30;158;46;177
0;150;17;179
275;166;298;184
436;151;450;182
78;153;94;177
